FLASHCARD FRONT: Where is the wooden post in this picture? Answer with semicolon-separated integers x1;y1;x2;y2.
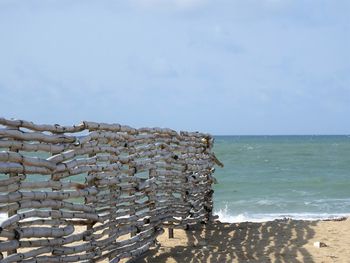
166;141;175;239
109;150;116;232
148;168;156;212
149;168;158;245
51;139;60;227
7;144;19;255
168;228;174;239
86;152;95;231
130;166;137;237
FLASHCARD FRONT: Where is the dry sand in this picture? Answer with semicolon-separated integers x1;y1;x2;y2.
3;218;349;262
136;218;350;263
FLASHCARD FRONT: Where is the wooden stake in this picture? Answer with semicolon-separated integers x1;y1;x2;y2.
168;228;174;239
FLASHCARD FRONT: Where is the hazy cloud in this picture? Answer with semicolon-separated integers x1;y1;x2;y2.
130;0;207;10
0;0;349;134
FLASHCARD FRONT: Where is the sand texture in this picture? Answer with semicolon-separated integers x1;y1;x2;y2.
136;218;350;263
3;218;349;262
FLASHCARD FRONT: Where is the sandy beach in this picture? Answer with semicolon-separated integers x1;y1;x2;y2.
2;218;349;262
136;218;350;263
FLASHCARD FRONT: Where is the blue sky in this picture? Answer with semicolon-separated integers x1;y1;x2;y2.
0;0;349;135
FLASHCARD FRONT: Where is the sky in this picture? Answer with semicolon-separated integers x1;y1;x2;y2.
0;0;349;135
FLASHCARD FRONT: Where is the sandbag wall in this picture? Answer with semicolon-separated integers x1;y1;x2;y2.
0;118;221;262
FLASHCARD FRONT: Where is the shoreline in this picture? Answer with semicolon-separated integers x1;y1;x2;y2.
2;212;350;224
136;217;350;263
213;211;350;223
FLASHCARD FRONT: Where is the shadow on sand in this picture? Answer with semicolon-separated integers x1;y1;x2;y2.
136;220;317;263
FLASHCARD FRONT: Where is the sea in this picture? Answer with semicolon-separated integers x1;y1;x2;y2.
213;135;350;222
1;135;350;223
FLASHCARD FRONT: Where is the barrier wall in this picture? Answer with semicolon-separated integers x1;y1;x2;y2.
0;118;222;262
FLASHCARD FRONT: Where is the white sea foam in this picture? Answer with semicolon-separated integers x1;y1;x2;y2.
0;213;7;223
214;207;350;223
1;210;349;225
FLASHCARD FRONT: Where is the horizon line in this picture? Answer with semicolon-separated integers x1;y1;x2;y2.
213;134;350;136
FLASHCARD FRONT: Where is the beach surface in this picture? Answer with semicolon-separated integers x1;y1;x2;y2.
136;218;350;263
2;218;349;262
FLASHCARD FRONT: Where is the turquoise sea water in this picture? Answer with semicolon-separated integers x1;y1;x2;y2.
213;135;350;222
1;135;349;223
